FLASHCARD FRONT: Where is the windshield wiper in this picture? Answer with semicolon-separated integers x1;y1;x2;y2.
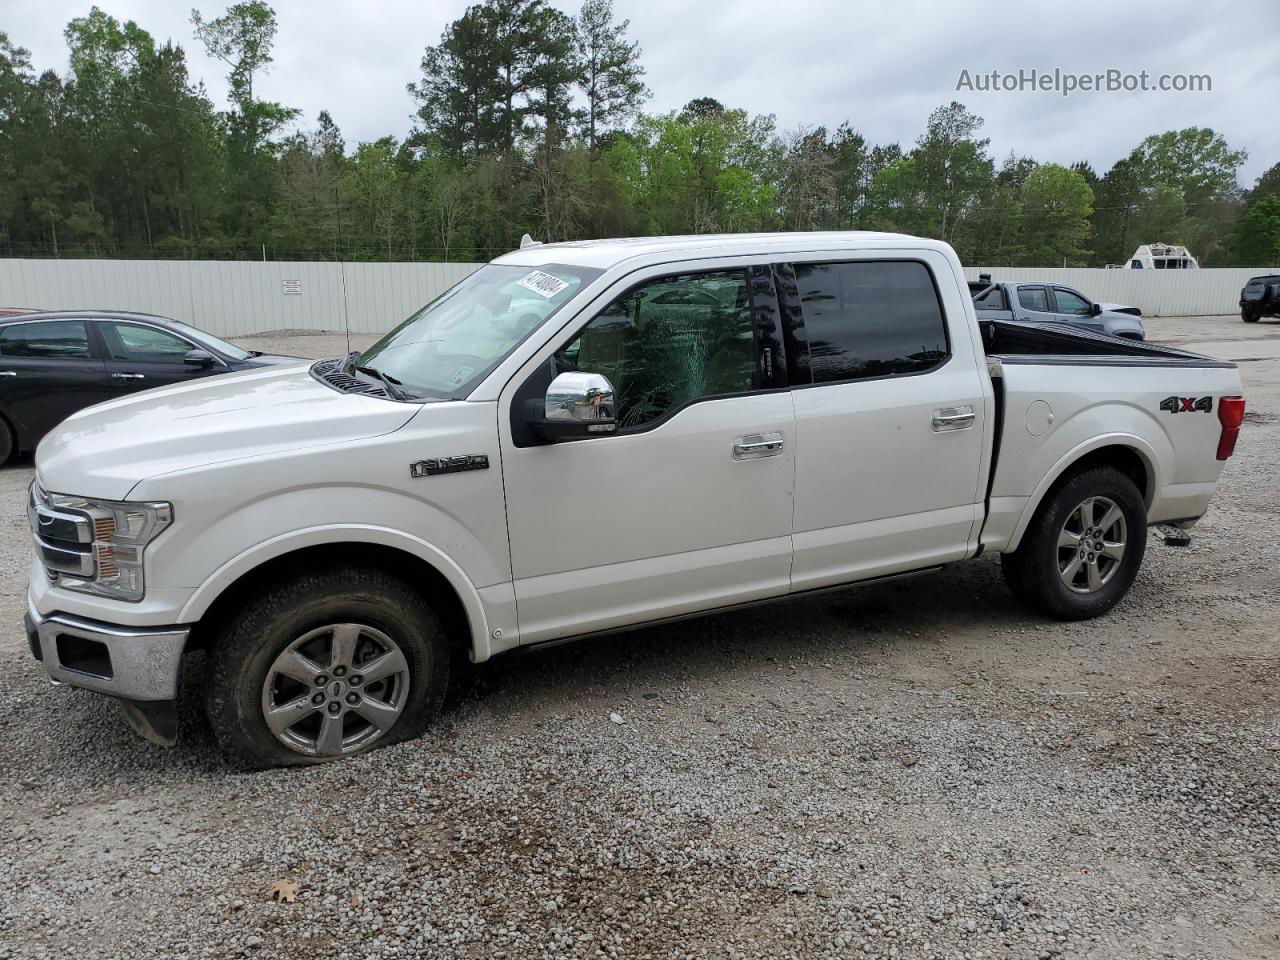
353;362;410;401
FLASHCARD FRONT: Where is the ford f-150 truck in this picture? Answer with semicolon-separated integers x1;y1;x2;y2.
25;232;1245;766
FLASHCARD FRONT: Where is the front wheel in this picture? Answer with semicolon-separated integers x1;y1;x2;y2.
205;566;451;767
1242;309;1258;323
1001;465;1147;620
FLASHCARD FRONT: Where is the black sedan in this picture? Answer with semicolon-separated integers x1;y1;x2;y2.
0;310;301;463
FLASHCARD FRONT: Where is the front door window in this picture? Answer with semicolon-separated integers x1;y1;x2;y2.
555;270;755;430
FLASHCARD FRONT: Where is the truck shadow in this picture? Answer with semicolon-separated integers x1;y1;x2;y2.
447;555;1025;721
16;555;1033;783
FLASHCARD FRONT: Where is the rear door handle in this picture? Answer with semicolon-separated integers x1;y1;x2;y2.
932;405;975;432
0;371;15;377
733;432;784;459
111;372;145;381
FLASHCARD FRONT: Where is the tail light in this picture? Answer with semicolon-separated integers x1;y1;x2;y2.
1217;396;1245;461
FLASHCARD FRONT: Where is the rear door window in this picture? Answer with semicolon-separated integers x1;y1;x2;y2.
1017;285;1051;312
790;260;949;384
0;320;92;358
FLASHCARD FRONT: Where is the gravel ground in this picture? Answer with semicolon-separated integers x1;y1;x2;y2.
1;315;1277;960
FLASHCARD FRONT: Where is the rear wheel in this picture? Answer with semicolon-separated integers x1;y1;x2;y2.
205;566;451;767
1242;309;1258;323
1001;465;1147;620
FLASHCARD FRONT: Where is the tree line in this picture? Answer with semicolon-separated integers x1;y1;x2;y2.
2;0;1278;266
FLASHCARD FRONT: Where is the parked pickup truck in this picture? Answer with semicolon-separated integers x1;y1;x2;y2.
971;277;1146;340
26;232;1244;766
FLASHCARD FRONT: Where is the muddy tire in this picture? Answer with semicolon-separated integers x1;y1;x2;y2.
205;566;451;768
1001;466;1147;620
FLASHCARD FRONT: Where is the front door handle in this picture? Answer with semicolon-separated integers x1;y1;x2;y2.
111;372;145;381
733;432;784;459
0;371;15;377
932;405;975;432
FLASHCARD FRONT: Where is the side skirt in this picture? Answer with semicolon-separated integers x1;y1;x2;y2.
511;564;947;656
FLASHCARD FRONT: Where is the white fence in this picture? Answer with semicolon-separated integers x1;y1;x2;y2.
0;259;483;338
0;258;1265;336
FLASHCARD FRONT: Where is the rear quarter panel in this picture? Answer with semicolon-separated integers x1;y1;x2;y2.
984;360;1243;551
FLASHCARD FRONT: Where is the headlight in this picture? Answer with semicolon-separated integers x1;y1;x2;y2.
29;484;172;602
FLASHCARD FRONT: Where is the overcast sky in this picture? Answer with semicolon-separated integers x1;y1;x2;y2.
8;0;1278;185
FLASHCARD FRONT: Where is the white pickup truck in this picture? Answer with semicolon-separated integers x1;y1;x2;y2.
25;232;1245;766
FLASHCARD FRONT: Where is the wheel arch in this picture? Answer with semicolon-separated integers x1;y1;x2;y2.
1005;437;1156;552
0;409;16;459
182;527;492;662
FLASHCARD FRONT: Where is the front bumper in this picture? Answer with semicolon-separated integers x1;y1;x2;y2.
26;607;189;702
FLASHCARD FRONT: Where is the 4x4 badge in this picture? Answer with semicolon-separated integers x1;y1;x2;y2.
410;454;489;478
1159;396;1213;414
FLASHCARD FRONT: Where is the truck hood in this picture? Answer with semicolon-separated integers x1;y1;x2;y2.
36;362;421;500
1097;302;1143;317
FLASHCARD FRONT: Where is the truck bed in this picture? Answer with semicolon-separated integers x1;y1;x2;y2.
980;319;1233;368
978;319;1241;554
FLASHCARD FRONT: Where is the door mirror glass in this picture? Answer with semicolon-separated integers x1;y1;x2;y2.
528;371;617;441
184;348;216;367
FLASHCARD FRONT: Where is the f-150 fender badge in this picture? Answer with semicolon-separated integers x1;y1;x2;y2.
1159;396;1213;414
410;454;490;478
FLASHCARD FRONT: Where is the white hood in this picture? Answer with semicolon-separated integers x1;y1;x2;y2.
37;362;420;500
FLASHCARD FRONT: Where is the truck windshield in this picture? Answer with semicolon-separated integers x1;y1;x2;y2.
358;262;600;400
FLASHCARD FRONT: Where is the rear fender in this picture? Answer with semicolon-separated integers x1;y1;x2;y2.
1005;433;1161;552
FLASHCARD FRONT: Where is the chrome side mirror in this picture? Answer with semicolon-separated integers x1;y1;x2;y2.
530;371;617;441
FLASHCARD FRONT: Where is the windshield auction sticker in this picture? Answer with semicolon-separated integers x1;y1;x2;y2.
517;270;570;299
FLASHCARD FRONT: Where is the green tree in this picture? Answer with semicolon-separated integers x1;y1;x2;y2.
1090;156;1144;265
826;123;867;229
1246;162;1280;203
574;0;648;151
271;112;349;258
192;1;298;246
1020;163;1094;265
1130;128;1247;211
1234;194;1280;266
911;101;993;247
780;126;836;230
345;138;408;259
410;0;579;156
611;106;780;235
965;152;1033;265
191;2;294;150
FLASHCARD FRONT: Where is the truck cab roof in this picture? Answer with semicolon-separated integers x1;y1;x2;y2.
493;231;952;270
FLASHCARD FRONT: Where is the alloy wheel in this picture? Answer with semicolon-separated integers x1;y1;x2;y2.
261;623;410;757
1057;496;1127;594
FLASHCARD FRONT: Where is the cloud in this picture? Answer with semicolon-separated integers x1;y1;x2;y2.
9;0;1277;184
